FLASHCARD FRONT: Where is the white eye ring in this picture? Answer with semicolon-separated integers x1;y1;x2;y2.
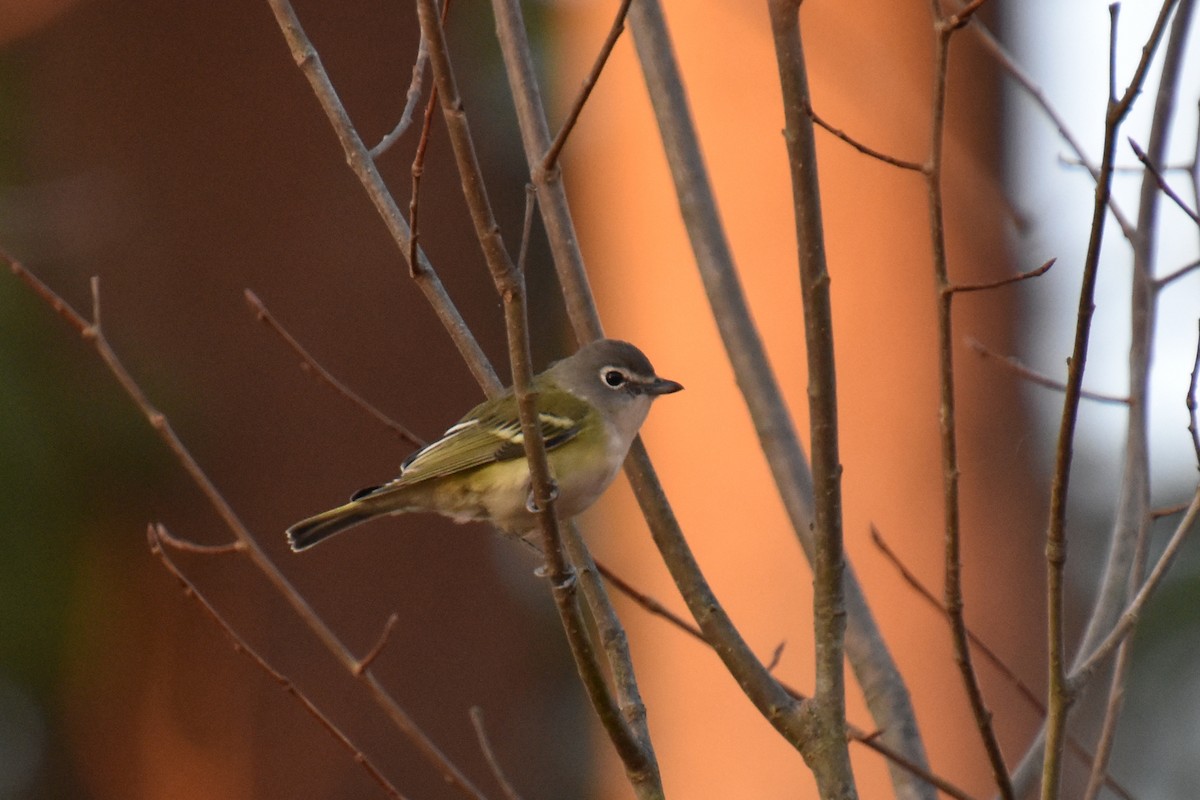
600;367;629;389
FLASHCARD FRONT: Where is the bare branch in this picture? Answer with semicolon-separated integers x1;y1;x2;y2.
154;524;247;555
1155;257;1200;288
869;526;1137;800
469;708;525;800
966;337;1130;405
1072;489;1200;685
147;524;408;800
594;562;978;800
542;0;633;172
769;2;856;794
1039;3;1183;795
7;250;489;800
960;6;1138;241
1190;320;1200;467
244;289;425;447
927;8;1012;796
353;613;400;677
265;0;500;395
806;101;925;172
370;32;431;158
947;257;1055;294
1129;137;1200;225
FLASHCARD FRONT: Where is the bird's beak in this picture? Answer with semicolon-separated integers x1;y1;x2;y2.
644;377;684;396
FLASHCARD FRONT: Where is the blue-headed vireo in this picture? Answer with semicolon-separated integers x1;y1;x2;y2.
286;339;682;551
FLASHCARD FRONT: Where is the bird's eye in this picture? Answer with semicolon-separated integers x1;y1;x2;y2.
603;369;627;388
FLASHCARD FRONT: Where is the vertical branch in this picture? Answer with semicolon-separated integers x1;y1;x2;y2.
414;2;663;795
1082;1;1195;793
926;10;1013;800
1039;3;1179;798
767;1;855;797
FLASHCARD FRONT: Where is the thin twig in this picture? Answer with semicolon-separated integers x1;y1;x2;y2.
805;101;925;172
407;0;450;279
542;0;633;172
1129;137;1200;224
244;289;425;446
928;8;1012;797
265;0;500;396
1154;257;1200;288
370;31;432;159
868;526;1137;800
1072;488;1200;685
154;523;248;555
354;613;401;676
960;5;1138;242
945;0;992;31
948;257;1055;294
469;707;525;800
6;252;489;800
765;641;787;673
148;524;408;800
1152;501;1190;519
870;526;1041;711
966;337;1130;405
1080;7;1195;799
1190;321;1200;467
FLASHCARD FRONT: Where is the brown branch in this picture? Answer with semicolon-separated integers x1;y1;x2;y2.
1129;137;1200;225
806;101;925;172
1071;488;1200;685
370;30;431;159
595;561;978;800
1152;501;1191;519
947;257;1055;294
870;526;1042;711
960;5;1138;242
244;289;425;447
265;0;500;396
1041;3;1181;796
1190;320;1200;468
144;521;248;555
769;4;855;795
469;707;525;800
148;524;408;800
6;251;489;800
928;8;1012;797
966;337;1131;405
868;526;1137;800
406;0;450;280
542;0;633;172
1155;257;1200;288
354;613;401;676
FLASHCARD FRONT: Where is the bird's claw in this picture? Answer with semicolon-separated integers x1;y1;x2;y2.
525;482;559;514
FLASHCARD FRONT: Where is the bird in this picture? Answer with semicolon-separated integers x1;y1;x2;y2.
286;338;682;552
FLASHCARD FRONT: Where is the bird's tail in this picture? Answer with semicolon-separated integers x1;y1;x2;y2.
286;501;378;552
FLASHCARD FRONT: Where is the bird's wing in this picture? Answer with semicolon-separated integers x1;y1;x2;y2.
386;390;591;485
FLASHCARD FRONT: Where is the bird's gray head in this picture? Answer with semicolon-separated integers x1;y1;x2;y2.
547;339;682;439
